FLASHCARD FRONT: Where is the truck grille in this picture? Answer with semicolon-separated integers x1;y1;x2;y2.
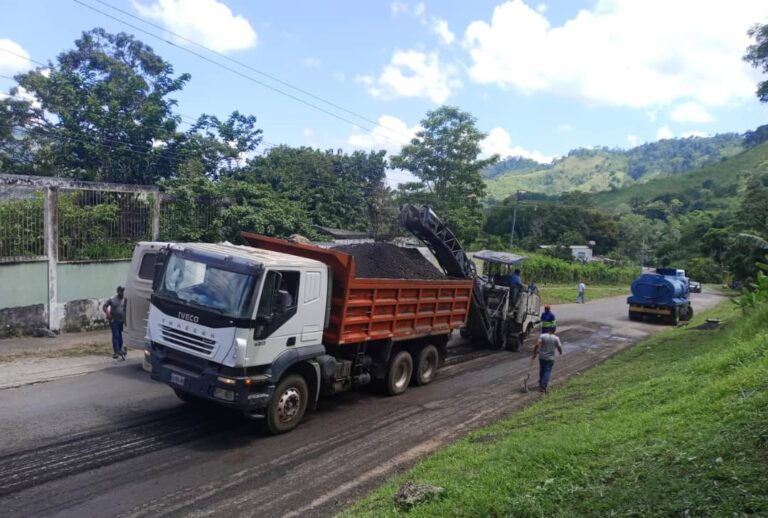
160;325;216;355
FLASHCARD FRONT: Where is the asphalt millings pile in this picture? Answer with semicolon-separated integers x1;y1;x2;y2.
333;243;446;280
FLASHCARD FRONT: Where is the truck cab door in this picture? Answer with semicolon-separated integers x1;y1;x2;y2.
253;269;325;360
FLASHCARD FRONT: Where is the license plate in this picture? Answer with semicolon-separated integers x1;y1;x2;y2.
170;372;186;386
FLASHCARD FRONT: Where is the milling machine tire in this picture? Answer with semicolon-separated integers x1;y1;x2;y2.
681;305;694;321
385;351;413;396
266;374;309;435
413;345;439;386
493;321;508;350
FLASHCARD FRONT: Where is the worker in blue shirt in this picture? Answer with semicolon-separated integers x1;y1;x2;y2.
540;305;556;333
509;268;524;288
509;268;524;304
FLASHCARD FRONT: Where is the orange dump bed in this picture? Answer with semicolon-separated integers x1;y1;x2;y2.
240;232;473;345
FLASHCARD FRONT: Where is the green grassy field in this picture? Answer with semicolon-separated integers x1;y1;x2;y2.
342;302;768;517
537;284;629;305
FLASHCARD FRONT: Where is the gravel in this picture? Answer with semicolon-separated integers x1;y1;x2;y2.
333;243;446;280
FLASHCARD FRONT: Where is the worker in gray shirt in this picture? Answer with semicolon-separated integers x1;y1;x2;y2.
532;328;563;392
103;286;126;360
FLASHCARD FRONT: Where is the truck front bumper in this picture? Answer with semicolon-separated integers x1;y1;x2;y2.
148;343;274;412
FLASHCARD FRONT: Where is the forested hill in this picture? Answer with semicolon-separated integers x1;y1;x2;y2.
484;133;744;199
590;139;768;213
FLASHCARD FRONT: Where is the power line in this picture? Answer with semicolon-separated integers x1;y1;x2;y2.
89;0;414;144
71;0;407;148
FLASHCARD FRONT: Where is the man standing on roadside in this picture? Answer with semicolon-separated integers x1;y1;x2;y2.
532;328;563;392
103;286;126;360
576;279;586;304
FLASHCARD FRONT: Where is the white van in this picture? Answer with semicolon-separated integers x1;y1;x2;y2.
124;242;168;370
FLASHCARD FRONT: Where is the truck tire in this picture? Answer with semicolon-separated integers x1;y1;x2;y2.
669;308;680;325
266;374;308;434
681;305;694;321
385;351;413;396
414;345;439;386
628;310;641;321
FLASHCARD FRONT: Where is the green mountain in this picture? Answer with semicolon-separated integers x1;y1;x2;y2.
591;140;768;213
484;134;744;200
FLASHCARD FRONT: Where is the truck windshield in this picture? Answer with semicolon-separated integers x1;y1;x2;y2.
156;252;258;319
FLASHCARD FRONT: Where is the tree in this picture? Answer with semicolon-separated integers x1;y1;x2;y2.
240;146;389;233
744;22;768;103
391;106;497;244
6;28;190;183
170;111;263;180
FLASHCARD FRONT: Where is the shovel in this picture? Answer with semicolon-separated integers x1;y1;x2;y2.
522;355;536;393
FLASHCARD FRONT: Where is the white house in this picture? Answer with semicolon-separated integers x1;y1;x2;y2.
539;244;594;262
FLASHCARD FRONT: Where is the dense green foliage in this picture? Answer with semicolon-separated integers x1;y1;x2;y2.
1;29;190;183
343;301;768;517
484;134;743;200
518;254;638;284
392;106;497;244
745;22;768;103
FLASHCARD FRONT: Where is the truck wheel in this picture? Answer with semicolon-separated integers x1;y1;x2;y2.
385;351;413;396
266;374;308;434
669;308;680;325
628;310;641;321
414;345;439;386
682;305;694;321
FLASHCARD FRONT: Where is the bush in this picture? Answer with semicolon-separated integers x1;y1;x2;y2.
522;254;639;284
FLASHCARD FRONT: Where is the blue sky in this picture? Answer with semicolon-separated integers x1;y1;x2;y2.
1;0;767;173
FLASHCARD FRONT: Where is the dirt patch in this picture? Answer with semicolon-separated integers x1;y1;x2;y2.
333;243;446;280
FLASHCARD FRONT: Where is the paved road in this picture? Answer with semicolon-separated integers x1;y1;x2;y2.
0;290;724;518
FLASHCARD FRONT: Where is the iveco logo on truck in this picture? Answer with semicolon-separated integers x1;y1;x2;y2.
178;312;199;323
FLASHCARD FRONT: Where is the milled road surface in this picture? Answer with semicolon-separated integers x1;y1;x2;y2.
0;291;724;518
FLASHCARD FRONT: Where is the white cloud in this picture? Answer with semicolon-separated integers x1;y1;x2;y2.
481;127;554;163
303;57;321;68
390;0;426;21
0;86;42;109
627;134;639;147
357;50;460;103
536;3;548;13
557;123;573;132
347;114;420;155
390;1;409;16
656;125;674;140
431;18;456;45
0;39;31;76
670;101;714;123
463;0;766;109
682;130;708;138
132;0;257;53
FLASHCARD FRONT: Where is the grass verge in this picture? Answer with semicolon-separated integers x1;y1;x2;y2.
342;302;768;517
538;284;629;305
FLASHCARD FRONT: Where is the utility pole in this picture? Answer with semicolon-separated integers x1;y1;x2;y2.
509;204;517;249
509;190;523;249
